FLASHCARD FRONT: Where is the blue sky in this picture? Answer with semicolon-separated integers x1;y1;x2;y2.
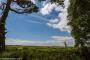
0;0;75;46
6;12;70;40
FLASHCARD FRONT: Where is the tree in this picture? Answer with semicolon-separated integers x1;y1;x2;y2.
51;0;90;47
51;0;64;5
68;0;90;47
0;0;38;51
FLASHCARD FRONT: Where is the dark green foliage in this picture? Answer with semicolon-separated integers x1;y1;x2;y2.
1;46;90;60
68;0;90;47
16;0;33;8
51;0;64;5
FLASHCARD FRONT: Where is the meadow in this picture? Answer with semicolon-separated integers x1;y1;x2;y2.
0;46;90;60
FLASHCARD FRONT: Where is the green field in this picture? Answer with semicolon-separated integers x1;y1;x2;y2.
0;46;90;60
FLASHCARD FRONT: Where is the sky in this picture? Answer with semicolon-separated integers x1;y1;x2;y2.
0;0;75;46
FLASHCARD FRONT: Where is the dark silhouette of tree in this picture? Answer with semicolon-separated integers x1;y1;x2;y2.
52;0;90;47
51;0;64;5
0;0;38;51
68;0;90;47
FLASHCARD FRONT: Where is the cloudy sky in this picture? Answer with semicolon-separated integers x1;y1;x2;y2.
0;0;75;46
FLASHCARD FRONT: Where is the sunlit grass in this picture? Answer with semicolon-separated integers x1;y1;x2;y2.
0;45;90;60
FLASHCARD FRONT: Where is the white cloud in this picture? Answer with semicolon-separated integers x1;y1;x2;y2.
6;36;75;47
40;0;71;32
55;5;63;12
51;36;75;46
49;19;59;23
25;19;43;24
40;2;58;15
6;38;50;46
47;19;71;32
28;13;49;22
31;0;36;4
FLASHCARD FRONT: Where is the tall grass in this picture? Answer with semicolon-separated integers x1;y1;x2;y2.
0;46;90;60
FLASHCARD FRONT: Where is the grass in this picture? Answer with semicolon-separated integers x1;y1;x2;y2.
0;45;90;60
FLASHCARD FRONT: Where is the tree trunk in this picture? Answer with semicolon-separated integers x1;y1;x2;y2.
0;0;12;51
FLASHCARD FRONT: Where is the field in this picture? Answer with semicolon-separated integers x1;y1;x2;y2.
0;46;90;60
